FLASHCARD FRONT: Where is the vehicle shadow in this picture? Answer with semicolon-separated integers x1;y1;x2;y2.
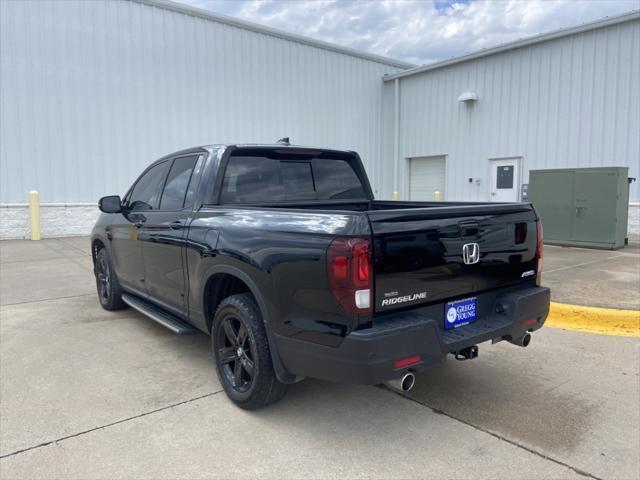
122;306;594;459
405;356;595;453
256;347;594;457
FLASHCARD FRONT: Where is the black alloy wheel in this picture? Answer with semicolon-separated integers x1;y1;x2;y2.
94;247;127;311
216;315;256;393
96;249;112;304
211;293;287;409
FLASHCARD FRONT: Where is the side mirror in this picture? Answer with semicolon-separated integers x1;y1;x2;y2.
98;195;122;214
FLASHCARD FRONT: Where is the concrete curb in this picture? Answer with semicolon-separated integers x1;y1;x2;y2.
546;302;640;337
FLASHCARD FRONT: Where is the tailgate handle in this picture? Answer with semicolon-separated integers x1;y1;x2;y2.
459;222;479;236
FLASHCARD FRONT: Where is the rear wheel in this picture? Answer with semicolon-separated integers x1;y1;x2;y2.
95;247;127;311
212;293;287;409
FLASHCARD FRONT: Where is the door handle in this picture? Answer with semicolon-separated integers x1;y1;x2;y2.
575;206;587;215
169;221;184;230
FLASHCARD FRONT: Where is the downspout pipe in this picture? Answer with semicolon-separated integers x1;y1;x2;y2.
392;78;400;200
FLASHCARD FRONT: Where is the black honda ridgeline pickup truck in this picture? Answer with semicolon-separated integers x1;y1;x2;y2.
92;143;550;409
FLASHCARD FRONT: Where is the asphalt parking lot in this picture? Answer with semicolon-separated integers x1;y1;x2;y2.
0;237;638;479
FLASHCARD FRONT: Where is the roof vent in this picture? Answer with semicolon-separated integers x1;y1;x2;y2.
276;137;290;146
457;91;478;102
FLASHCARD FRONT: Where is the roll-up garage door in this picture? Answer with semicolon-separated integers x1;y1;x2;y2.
409;156;446;200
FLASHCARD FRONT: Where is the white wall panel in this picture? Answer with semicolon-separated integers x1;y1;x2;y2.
0;0;405;204
382;16;640;203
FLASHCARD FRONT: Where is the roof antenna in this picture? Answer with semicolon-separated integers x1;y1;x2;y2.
276;137;290;146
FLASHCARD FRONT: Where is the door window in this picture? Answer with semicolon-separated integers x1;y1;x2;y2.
160;155;199;210
127;161;170;211
184;155;204;209
496;165;514;189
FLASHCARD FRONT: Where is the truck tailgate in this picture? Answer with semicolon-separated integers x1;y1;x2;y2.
368;203;539;313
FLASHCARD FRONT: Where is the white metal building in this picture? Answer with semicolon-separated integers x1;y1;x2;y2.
1;0;638;239
379;12;640;205
0;0;411;238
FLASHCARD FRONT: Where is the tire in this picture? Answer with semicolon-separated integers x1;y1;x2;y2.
94;247;127;311
212;293;287;410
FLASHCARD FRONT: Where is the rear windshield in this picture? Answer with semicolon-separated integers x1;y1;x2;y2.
220;151;367;204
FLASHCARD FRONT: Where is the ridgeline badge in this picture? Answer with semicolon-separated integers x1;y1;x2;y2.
381;292;427;306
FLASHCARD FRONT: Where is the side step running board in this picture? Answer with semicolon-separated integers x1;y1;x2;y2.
121;293;198;335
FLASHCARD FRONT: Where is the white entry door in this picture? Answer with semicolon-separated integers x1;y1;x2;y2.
489;158;520;202
409;156;446;201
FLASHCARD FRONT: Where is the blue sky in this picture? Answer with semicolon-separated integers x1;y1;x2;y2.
175;0;638;65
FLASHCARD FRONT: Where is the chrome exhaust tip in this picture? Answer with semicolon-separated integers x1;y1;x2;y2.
508;332;531;347
386;372;416;392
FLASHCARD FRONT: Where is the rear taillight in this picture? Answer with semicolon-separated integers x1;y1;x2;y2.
515;222;527;244
536;220;543;286
327;238;372;313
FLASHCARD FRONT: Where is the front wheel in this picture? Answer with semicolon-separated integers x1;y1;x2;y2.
212;293;287;410
95;247;127;311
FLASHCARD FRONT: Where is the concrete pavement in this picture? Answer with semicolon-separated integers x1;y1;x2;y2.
0;237;638;479
542;242;640;310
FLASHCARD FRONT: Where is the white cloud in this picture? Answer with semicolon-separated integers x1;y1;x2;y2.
177;0;639;65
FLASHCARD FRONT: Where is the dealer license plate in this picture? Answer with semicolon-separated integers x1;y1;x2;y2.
444;297;477;330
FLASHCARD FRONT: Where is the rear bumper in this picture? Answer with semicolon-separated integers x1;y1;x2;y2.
275;286;550;385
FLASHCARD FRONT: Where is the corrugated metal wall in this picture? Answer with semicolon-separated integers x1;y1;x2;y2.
2;1;638;209
0;0;404;204
382;17;640;203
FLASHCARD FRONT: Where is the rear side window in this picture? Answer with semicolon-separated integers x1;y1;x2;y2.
160;155;199;210
127;161;170;211
220;154;366;204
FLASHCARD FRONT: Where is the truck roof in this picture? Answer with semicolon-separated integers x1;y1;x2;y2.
159;144;355;161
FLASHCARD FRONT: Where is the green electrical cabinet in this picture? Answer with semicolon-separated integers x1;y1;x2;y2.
528;167;630;250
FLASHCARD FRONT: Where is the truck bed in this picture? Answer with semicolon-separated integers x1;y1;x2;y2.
205;199;539;313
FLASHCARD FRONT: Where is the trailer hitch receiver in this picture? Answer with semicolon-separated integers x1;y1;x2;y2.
454;345;479;361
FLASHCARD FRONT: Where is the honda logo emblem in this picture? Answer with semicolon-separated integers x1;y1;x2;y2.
462;243;480;265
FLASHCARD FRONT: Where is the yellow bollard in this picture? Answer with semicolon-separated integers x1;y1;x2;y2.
391;191;399;200
434;191;441;201
28;190;41;240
